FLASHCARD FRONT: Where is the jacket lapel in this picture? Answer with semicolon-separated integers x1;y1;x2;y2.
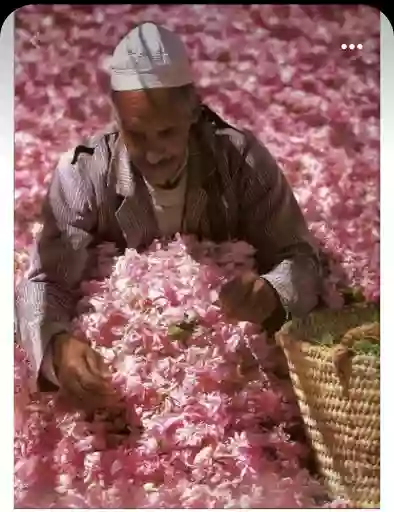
182;127;216;237
111;137;159;250
182;140;208;235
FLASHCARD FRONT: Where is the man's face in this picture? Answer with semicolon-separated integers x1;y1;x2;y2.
112;88;196;187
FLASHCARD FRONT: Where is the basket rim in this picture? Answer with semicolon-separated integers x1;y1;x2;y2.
276;304;380;359
278;337;381;369
279;304;379;335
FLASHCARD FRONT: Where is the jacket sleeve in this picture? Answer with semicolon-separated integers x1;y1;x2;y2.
238;133;323;321
15;149;98;382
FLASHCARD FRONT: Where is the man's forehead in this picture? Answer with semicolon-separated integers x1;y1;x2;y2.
123;113;177;130
114;89;185;124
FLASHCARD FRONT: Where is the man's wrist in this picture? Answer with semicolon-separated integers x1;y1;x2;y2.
51;332;70;377
258;278;288;334
40;342;60;388
257;278;280;319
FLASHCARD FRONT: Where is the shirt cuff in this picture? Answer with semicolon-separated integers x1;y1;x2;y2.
262;258;319;319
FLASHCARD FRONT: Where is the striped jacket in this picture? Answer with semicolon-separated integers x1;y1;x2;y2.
15;106;323;380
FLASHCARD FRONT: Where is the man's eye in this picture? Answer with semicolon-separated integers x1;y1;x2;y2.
160;128;175;137
127;131;144;140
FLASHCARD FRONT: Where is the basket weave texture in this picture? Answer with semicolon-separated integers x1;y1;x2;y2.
276;304;380;508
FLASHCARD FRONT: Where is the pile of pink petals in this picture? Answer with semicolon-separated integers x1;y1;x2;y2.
15;237;349;508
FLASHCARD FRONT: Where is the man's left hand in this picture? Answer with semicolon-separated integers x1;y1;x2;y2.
218;271;279;324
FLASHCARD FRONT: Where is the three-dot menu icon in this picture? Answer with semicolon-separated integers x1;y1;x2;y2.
341;44;363;50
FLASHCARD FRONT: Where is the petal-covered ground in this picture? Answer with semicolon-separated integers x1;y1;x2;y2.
13;238;325;508
14;4;379;508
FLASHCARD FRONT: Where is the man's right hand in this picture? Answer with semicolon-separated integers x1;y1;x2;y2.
51;334;118;413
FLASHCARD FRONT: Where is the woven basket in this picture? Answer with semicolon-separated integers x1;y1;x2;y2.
275;304;380;508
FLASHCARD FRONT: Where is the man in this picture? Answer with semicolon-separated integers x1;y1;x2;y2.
15;22;322;414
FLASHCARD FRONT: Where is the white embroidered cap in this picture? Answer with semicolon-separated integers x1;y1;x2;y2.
110;22;194;91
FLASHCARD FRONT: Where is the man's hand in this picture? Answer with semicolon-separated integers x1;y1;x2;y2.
50;335;142;443
218;271;279;324
52;334;118;413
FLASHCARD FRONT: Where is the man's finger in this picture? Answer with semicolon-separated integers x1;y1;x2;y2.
220;277;253;315
61;364;108;410
84;349;112;381
83;351;120;406
60;375;92;410
219;277;239;299
219;280;239;311
78;362;108;394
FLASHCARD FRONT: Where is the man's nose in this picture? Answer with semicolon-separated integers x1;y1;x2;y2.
146;151;164;165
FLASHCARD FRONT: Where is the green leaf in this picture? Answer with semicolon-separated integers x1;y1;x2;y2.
168;325;186;340
168;319;199;342
353;338;380;356
178;320;198;332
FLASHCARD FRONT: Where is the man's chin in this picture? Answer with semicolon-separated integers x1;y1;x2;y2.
142;167;183;187
143;173;172;187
